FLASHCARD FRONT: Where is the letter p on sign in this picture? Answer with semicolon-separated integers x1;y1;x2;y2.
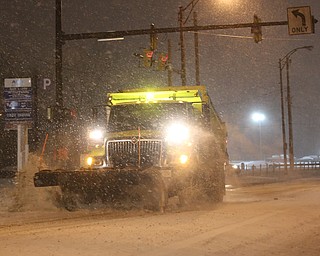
43;78;51;90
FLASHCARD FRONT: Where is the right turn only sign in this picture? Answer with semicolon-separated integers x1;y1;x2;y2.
287;6;312;35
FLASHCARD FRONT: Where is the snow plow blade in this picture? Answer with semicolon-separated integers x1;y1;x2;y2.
33;169;142;188
34;170;61;187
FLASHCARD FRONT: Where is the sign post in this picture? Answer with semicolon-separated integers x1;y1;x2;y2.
17;124;29;171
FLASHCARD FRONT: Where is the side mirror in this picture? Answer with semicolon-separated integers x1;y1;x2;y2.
92;107;98;122
91;105;111;126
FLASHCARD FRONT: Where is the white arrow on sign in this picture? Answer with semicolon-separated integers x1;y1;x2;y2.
287;6;312;35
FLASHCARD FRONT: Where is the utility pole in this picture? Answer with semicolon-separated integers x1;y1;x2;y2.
193;11;200;85
286;57;294;170
279;45;313;171
179;0;201;86
279;58;288;173
167;39;173;86
179;6;187;86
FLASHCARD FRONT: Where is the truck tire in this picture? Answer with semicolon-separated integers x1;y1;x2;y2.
203;138;226;202
60;186;81;211
140;169;168;212
58;178;88;211
206;164;225;203
184;141;225;204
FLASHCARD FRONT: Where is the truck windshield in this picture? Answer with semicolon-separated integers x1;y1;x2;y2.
108;102;192;132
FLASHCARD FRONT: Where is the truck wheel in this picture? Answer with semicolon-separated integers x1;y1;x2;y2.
205;162;225;203
183;161;225;204
60;186;81;211
209;172;224;202
197;140;226;203
140;169;168;213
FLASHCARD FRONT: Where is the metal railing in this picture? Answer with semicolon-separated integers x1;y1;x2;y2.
234;162;320;177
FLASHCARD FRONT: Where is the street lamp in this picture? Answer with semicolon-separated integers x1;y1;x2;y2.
279;45;313;171
252;112;265;160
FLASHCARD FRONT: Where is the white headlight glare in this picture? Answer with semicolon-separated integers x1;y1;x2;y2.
165;123;190;144
86;157;93;166
89;129;104;141
179;155;188;164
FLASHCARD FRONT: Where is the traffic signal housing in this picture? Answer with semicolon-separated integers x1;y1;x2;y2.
143;49;154;68
251;14;262;43
157;53;168;71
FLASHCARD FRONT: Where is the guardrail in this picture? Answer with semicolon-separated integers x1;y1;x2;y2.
234;162;320;177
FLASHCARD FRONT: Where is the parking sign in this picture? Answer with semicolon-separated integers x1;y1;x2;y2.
4;78;33;129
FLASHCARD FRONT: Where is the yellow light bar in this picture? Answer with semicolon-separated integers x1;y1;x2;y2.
108;86;208;105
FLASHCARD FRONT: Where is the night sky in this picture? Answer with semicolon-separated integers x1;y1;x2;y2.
1;0;320;164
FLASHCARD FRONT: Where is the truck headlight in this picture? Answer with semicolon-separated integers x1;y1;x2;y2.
165;122;190;145
86;156;104;167
87;157;93;166
89;128;104;141
179;154;188;164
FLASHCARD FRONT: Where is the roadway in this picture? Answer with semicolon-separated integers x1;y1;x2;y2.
0;175;319;255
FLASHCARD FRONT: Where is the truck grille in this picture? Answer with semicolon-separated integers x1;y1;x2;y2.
106;139;163;168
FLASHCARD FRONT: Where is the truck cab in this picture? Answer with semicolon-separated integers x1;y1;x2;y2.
82;86;226;173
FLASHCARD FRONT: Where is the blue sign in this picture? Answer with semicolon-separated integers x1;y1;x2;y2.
3;78;33;128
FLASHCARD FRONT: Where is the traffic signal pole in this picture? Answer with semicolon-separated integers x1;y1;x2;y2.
56;0;296;106
62;21;289;42
56;19;289;97
55;0;63;107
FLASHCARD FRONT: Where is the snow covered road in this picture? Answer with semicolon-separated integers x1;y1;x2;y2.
0;177;319;255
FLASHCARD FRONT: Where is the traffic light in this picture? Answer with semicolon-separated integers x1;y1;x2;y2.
143;49;154;68
157;53;168;71
251;14;262;43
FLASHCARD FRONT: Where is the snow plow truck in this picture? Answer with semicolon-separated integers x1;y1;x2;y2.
34;85;228;211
